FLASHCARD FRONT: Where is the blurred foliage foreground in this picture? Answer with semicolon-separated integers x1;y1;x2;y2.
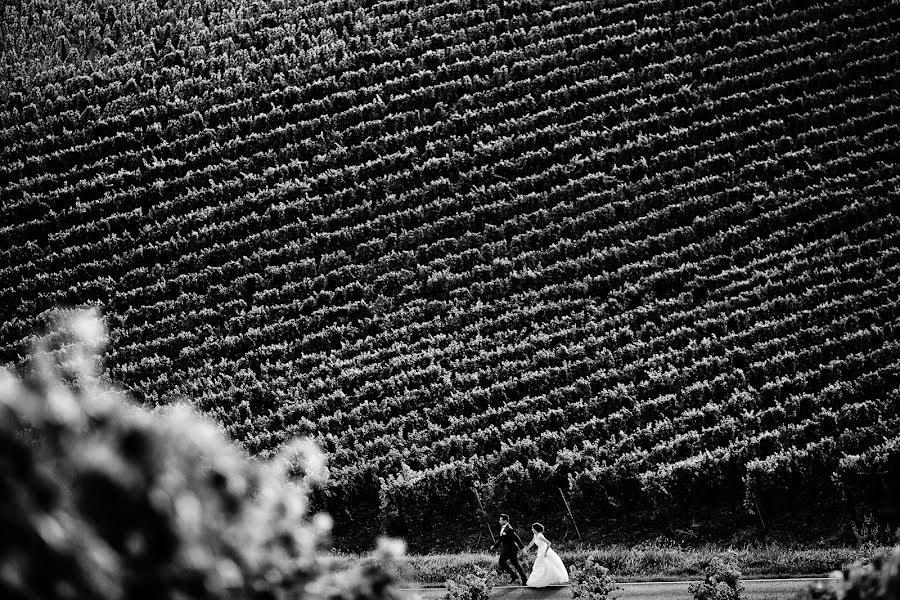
0;308;408;600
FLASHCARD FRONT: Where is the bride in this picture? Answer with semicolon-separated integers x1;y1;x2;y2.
522;523;569;587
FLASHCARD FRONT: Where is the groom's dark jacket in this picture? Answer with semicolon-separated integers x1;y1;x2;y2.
492;524;525;553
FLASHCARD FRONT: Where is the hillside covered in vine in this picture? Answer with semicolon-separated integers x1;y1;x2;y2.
2;0;899;549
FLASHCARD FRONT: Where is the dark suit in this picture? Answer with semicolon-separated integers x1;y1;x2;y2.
491;523;527;584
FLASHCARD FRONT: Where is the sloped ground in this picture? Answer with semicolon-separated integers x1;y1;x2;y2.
2;0;899;548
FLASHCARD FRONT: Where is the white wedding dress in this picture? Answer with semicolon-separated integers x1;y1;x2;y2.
526;535;569;587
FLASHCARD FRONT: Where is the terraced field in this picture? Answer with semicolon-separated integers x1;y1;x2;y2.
2;0;899;547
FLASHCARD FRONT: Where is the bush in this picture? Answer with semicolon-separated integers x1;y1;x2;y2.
444;566;497;600
0;308;405;600
797;547;900;600
570;557;622;600
688;556;744;600
853;513;897;548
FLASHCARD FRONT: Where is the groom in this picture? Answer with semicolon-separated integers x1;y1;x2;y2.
491;513;527;586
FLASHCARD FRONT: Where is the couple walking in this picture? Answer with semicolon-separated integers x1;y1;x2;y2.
491;514;568;587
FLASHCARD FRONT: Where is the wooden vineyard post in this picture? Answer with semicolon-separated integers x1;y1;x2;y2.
559;488;582;539
752;491;768;532
473;487;496;544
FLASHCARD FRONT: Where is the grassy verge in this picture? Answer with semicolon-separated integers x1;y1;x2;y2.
326;544;895;586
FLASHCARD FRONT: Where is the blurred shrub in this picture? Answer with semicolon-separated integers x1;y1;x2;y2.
797;548;900;600
0;308;405;600
316;538;411;600
688;556;744;600
570;557;622;600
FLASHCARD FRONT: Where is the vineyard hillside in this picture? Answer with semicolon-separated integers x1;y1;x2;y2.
2;0;899;551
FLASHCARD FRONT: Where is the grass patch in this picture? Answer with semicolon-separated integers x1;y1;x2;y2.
327;544;895;585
